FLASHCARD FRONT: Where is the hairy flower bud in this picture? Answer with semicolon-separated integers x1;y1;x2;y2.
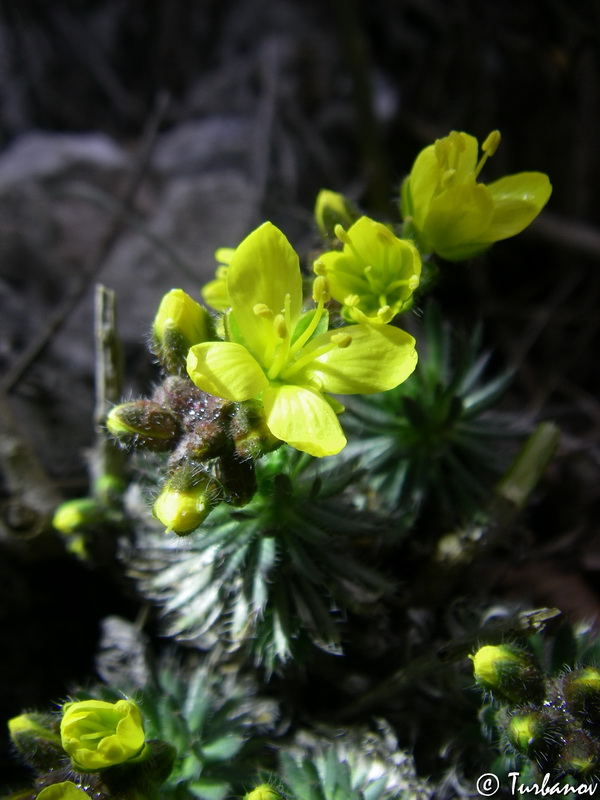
244;785;283;800
563;668;600;725
106;400;180;450
8;712;63;770
314;189;359;239
152;288;211;374
229;400;280;460
60;699;146;771
505;710;562;770
52;498;105;536
153;470;219;534
471;644;545;705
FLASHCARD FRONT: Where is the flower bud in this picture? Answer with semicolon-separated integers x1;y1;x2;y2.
106;401;180;450
243;785;283;800
52;499;105;536
563;668;600;725
60;698;146;771
471;644;545;705
229;400;280;461
37;783;90;800
557;730;600;777
153;471;219;534
505;710;562;770
152;288;211;373
314;189;359;239
8;712;63;770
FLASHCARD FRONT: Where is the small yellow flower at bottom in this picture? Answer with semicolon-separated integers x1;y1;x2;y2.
243;785;283;800
37;783;89;800
60;699;146;771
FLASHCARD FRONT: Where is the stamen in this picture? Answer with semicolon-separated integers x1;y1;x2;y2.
475;130;501;179
313;259;327;276
266;294;292;380
334;223;352;246
377;306;394;324
344;294;360;307
289;278;329;355
282;336;349;380
273;314;287;339
331;332;352;349
253;303;274;319
312;275;330;303
482;130;501;156
215;265;229;279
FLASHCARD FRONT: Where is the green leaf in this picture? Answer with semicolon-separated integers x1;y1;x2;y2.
201;734;246;762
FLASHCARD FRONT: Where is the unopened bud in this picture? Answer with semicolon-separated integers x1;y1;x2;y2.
229;400;280;461
505;710;562;770
563;668;600;725
106;401;180;450
152;289;211;374
153;472;218;534
314;189;359;239
471;644;545;705
244;785;283;800
557;730;600;777
8;712;63;770
52;498;105;536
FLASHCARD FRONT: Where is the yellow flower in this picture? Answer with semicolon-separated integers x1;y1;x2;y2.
400;130;552;261
186;222;417;457
313;216;421;324
60;699;146;771
201;247;235;311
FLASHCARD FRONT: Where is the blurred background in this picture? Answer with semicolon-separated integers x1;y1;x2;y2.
1;0;599;788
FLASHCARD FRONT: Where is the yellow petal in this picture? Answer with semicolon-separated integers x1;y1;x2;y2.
262;384;347;456
187;342;268;402
404;132;478;228
227;222;303;364
484;172;552;240
298;324;418;394
425;182;494;257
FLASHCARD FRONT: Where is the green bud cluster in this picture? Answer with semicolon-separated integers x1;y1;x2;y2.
471;645;600;778
108;375;279;534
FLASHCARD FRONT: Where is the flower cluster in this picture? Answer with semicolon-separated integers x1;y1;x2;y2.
187;221;418;457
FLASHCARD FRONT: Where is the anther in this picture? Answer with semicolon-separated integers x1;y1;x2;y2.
377;306;394;324
253;303;273;319
273;314;287;339
334;224;352;246
408;275;420;291
312;275;330;303
344;294;360;307
482;130;501;157
331;332;352;349
313;259;327;276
